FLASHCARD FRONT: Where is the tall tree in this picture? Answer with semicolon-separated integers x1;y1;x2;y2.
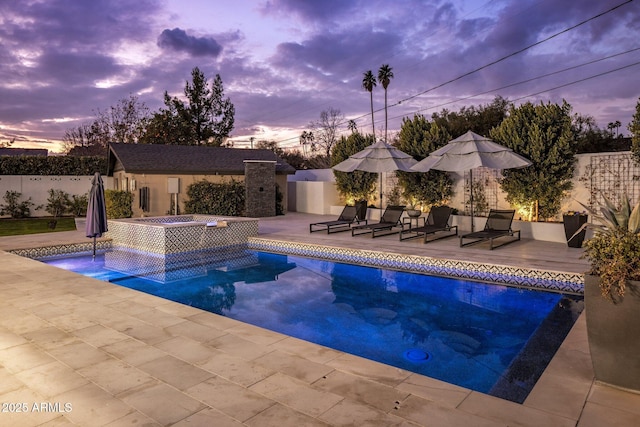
490;100;578;220
377;64;394;142
395;114;453;207
63;94;149;155
630;97;640;164
104;95;150;144
607;120;622;138
307;107;344;164
141;67;235;146
362;70;377;138
299;130;314;157
332;133;378;202
571;113;627;153
431;96;510;137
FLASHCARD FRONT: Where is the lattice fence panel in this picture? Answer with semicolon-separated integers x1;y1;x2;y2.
581;153;640;209
464;167;500;216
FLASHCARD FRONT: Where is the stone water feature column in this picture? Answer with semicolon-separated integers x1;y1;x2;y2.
244;160;276;217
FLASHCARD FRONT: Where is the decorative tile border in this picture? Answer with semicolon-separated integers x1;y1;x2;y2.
9;240;113;259
247;237;585;294
106;215;259;254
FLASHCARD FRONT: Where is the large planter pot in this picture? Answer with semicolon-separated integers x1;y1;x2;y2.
563;214;588;248
585;274;640;392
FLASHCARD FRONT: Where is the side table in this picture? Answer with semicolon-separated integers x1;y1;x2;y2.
402;216;425;230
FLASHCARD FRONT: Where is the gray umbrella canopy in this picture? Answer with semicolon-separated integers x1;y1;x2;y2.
86;172;108;257
333;140;417;206
411;130;531;172
411;131;531;230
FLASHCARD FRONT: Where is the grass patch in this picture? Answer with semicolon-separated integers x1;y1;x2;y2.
0;217;78;236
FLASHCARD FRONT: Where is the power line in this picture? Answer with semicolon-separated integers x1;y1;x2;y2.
269;0;635;148
272;58;640;148
397;47;640;119
510;60;640;102
387;0;634;109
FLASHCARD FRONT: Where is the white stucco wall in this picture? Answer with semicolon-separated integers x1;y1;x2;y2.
0;175;113;217
287;181;340;214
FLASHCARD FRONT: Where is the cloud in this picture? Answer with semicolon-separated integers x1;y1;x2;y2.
1;0;639;152
260;0;358;22
157;28;223;57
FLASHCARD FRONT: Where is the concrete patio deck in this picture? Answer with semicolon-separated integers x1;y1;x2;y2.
1;212;639;426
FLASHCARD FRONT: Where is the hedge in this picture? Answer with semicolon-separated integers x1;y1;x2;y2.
184;180;245;216
0;156;107;175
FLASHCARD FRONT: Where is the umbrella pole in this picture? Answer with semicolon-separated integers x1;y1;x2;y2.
93;236;97;259
470;169;475;232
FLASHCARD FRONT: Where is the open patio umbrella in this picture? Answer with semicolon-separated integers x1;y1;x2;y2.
410;130;531;231
332;139;417;207
86;172;108;258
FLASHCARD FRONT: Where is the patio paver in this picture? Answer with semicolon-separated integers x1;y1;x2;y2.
0;212;639;426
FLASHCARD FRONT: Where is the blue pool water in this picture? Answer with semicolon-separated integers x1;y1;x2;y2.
41;247;583;402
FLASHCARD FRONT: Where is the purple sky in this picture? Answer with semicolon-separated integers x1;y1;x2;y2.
1;0;639;153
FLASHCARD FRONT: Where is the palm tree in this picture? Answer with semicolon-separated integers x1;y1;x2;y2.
362;70;377;139
377;64;394;142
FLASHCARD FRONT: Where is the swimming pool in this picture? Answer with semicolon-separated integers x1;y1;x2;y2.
41;248;583;403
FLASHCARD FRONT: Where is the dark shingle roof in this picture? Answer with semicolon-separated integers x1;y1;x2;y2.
107;143;295;175
0;148;48;157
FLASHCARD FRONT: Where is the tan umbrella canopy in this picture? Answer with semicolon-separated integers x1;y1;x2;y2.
411;131;531;230
333;140;417;207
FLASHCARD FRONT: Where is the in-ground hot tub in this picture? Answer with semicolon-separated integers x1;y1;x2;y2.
105;215;259;255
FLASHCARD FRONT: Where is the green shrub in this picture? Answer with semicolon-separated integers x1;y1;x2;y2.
184;179;245;216
0;190;35;218
69;193;88;216
275;184;284;215
105;190;133;219
44;189;71;219
582;194;640;301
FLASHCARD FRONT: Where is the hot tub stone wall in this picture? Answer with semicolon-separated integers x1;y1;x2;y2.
245;161;276;217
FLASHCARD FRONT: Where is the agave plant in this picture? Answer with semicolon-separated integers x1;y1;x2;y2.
578;194;640;301
587;195;640;234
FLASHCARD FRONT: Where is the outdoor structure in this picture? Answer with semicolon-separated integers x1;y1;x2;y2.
107;143;295;217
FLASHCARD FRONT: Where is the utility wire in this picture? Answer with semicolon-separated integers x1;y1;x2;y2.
268;0;635;147
396;47;640;119
510;60;640;102
348;0;635;130
387;0;634;109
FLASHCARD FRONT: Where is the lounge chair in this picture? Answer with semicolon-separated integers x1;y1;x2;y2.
309;201;367;234
459;209;520;249
399;206;457;243
351;205;405;238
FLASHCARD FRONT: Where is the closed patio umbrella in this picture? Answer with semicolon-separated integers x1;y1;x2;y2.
411;131;531;231
332;139;417;207
86;172;108;258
